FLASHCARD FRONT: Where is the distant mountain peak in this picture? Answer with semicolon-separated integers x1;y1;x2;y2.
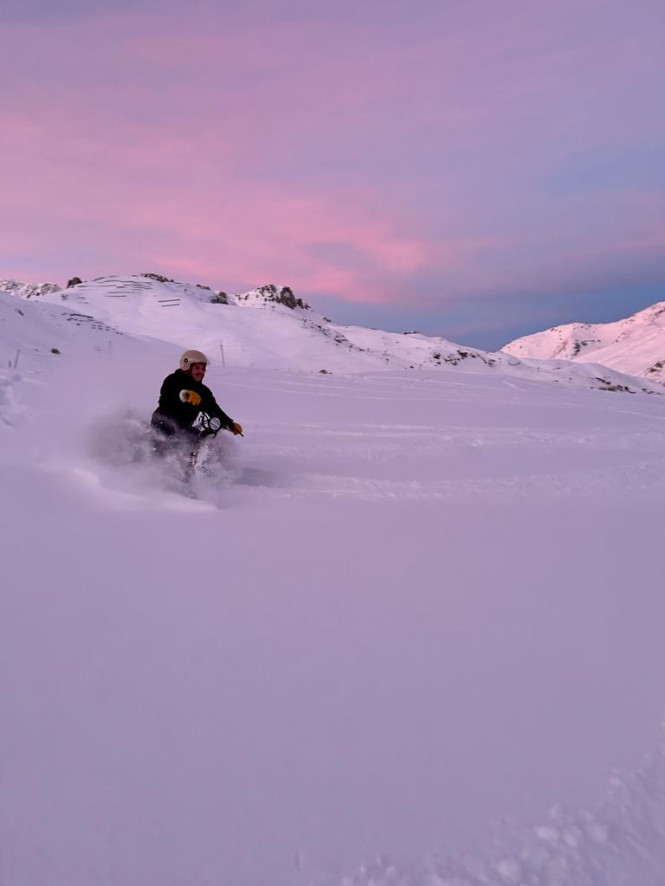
0;279;61;299
502;300;665;383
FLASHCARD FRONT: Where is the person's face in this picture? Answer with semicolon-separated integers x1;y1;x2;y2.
189;362;206;383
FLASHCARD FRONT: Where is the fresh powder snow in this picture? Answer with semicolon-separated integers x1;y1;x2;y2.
2;277;665;885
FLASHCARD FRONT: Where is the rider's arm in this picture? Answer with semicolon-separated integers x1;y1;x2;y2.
158;373;201;426
158;373;182;412
202;386;234;429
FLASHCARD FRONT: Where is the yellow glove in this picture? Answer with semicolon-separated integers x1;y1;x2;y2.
229;421;244;436
180;389;202;407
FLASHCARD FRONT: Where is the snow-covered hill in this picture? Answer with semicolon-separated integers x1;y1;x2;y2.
502;301;665;383
0;289;178;372
2;275;660;394
4;272;665;885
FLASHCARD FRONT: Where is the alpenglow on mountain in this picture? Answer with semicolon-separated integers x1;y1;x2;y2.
502;301;665;384
1;273;661;394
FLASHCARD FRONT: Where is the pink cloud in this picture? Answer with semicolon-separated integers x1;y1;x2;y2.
1;0;664;326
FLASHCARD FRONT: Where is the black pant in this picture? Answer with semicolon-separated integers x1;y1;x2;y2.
150;410;200;459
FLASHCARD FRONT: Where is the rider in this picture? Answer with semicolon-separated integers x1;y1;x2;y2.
151;349;243;444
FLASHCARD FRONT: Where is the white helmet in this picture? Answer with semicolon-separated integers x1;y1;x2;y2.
180;349;209;371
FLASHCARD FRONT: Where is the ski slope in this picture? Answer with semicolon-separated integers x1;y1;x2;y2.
2;284;665;885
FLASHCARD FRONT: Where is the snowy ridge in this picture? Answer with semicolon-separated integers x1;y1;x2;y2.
502;301;665;383
2;275;660;393
0;279;61;299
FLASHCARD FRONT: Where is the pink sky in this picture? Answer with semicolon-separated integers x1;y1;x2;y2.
1;0;664;346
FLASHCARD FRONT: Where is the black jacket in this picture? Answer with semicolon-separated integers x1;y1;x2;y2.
154;369;233;432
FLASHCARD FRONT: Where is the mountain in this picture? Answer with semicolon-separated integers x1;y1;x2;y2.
502;301;665;383
0;279;61;299
1;274;660;394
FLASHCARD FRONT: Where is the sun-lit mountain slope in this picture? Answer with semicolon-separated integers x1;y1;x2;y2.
2;275;660;394
502;301;665;383
9;275;388;372
0;289;177;374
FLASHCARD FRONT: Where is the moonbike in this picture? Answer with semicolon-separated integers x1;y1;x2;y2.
161;411;228;484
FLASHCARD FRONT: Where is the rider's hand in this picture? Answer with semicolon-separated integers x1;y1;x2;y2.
180;389;202;407
229;421;244;436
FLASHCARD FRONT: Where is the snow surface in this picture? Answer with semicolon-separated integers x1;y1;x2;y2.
3;281;665;885
502;302;665;384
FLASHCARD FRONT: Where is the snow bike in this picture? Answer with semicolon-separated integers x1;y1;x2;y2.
150;410;221;477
